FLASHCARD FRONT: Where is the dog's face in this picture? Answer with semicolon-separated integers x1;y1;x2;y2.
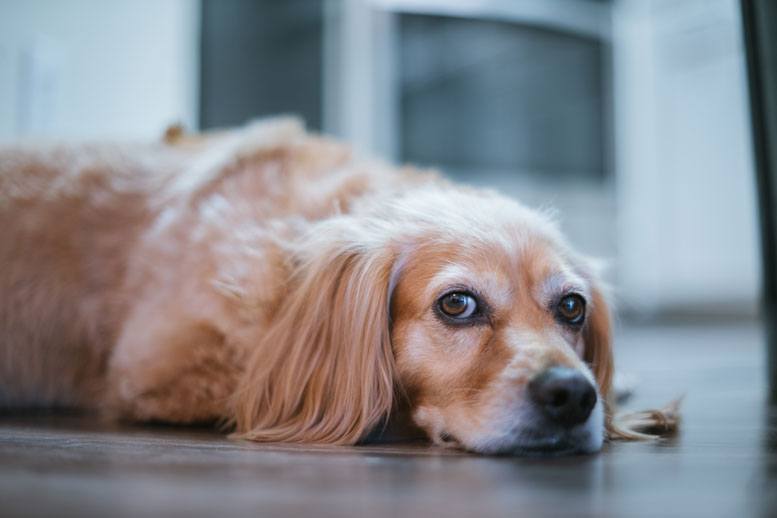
234;186;612;455
391;237;606;455
382;189;612;455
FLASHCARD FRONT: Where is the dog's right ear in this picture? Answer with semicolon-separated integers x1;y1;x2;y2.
230;225;397;445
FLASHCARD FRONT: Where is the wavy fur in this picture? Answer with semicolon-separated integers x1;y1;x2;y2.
0;118;676;452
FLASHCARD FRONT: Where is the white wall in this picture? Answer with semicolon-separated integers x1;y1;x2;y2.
0;0;199;141
613;0;760;315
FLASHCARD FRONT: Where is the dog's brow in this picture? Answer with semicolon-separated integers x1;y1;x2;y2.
428;264;512;307
537;271;589;306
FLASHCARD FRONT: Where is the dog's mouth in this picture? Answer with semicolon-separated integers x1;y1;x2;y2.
453;429;596;457
436;432;582;457
504;437;582;457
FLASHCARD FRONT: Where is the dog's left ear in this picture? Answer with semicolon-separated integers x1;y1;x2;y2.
231;227;397;445
583;278;682;440
583;284;614;400
581;280;616;438
583;278;681;440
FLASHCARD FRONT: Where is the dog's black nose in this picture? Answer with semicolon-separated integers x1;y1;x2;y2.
528;367;597;427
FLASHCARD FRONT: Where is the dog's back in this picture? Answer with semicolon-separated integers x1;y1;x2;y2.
0;119;381;411
0;143;179;408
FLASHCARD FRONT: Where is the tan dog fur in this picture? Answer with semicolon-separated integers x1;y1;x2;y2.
0;118;673;453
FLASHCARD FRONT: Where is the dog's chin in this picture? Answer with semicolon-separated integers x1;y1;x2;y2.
462;435;598;457
466;430;602;457
495;401;606;457
458;414;605;457
500;436;590;457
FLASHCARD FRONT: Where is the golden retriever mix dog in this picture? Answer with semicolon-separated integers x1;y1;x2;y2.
0;118;674;455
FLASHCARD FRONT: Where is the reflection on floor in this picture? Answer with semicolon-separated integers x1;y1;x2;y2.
1;322;775;517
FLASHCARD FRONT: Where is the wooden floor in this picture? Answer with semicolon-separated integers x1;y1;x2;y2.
1;322;776;518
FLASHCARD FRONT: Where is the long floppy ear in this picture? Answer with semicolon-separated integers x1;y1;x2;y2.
582;285;616;433
584;285;614;399
584;282;680;440
230;235;396;445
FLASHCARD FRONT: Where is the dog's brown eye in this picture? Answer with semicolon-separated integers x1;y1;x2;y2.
439;292;478;319
557;294;586;325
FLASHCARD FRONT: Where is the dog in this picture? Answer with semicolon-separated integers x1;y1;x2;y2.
0;117;675;455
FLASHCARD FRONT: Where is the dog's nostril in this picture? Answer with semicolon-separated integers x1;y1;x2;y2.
580;390;596;412
528;367;597;427
548;387;569;408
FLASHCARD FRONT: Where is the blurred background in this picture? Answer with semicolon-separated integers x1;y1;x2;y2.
0;0;760;322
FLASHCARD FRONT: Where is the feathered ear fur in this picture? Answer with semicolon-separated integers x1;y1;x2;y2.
231;231;396;445
584;285;614;401
584;283;680;440
583;285;616;433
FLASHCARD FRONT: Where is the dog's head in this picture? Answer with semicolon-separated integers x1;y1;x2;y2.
233;186;613;455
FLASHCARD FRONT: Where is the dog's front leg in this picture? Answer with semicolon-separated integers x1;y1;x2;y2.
104;306;243;424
